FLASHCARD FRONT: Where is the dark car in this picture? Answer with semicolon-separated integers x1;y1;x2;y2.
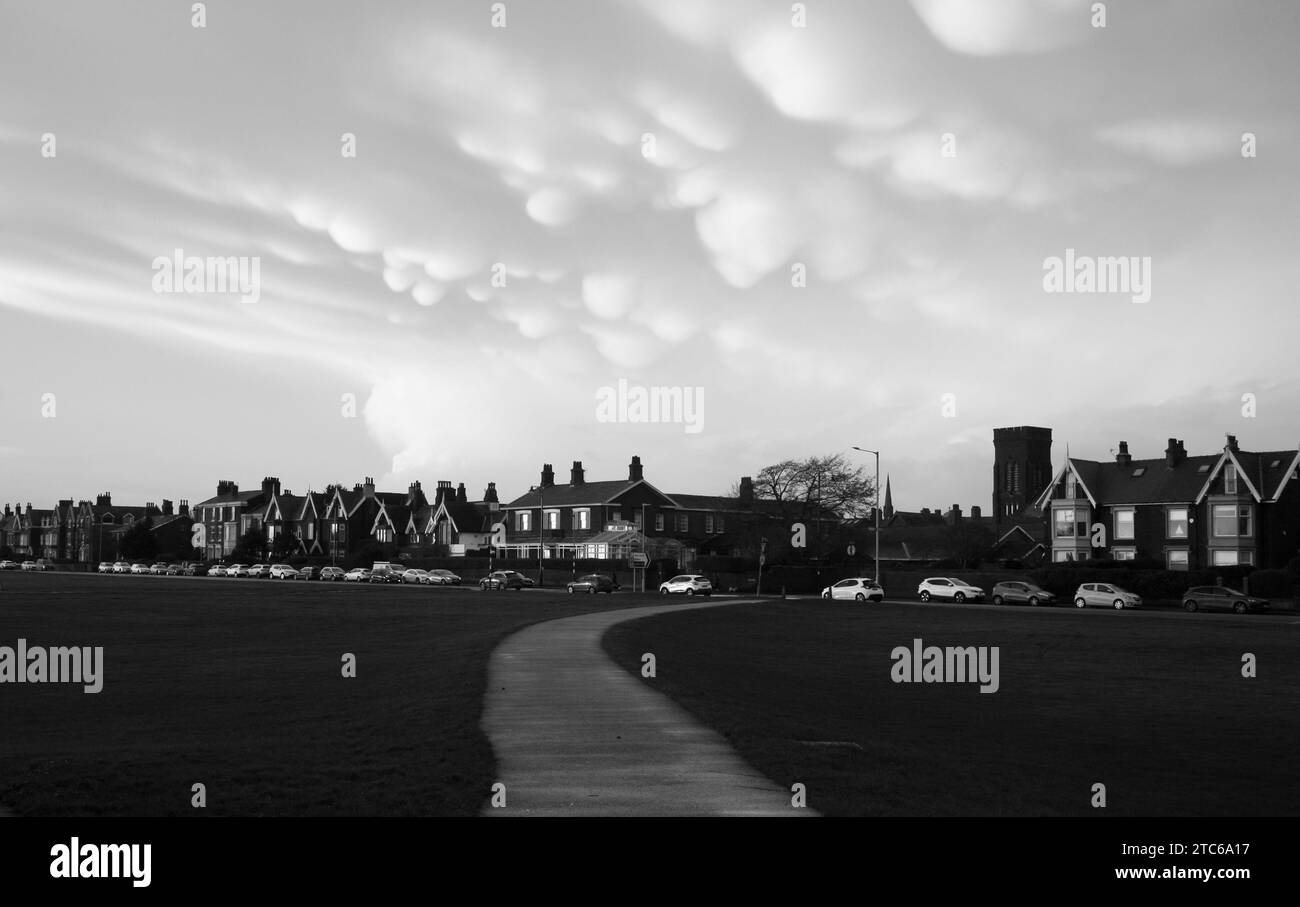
480;570;527;591
1182;586;1270;614
567;573;618;594
297;565;321;581
991;581;1056;607
319;566;346;582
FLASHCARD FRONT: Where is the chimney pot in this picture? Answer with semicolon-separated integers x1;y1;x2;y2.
628;455;644;482
570;461;585;486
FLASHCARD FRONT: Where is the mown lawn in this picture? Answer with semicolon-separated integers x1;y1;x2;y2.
603;599;1300;816
0;572;656;816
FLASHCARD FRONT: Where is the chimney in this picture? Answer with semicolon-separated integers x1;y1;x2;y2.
921;508;930;516
1116;441;1131;467
179;499;189;517
3;504;9;516
97;492;112;507
541;464;555;488
947;505;962;525
353;483;363;493
1166;438;1186;468
162;499;174;516
571;461;585;486
435;480;452;505
738;476;754;505
483;482;499;504
456;482;467;504
971;505;982;520
629;456;644;482
363;477;375;496
1225;434;1239;453
408;480;423;500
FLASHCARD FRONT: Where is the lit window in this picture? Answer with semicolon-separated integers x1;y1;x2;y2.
546;510;559;530
1167;549;1189;570
1167;508;1189;539
1112;549;1136;561
517;511;531;532
573;509;590;531
1114;508;1134;540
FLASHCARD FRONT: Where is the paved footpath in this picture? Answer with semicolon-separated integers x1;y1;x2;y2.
480;598;816;816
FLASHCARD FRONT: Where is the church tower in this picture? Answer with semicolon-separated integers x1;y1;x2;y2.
992;426;1053;533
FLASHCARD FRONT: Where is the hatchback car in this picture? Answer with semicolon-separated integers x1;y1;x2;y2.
1181;586;1269;614
20;561;39;571
917;577;985;603
0;560;18;570
97;561;114;574
319;567;345;582
269;564;298;579
296;566;320;581
480;570;528;591
206;564;228;577
426;569;461;586
150;563;169;575
112;561;131;573
821;578;885;601
1074;583;1142;610
226;564;250;577
567;574;618;594
343;568;371;582
991;581;1056;607
246;564;271;579
400;569;428;584
659;575;713;596
130;563;150;575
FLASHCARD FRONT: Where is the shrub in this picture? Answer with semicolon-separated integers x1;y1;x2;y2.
1246;569;1293;599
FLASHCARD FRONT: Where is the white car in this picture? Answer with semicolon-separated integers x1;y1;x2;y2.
97;562;114;574
207;564;228;577
20;561;39;571
130;563;150;575
150;563;169;575
426;569;461;585
269;564;298;579
822;578;884;602
401;569;428;584
1074;583;1142;610
226;564;250;577
344;568;370;582
659;574;713;597
917;577;985;603
112;561;130;574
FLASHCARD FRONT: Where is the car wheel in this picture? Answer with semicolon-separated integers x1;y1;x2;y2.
855;592;865;601
660;588;668;595
1233;602;1247;614
1113;599;1125;610
1184;600;1197;612
822;591;831;599
991;595;1003;606
1028;596;1040;607
587;587;595;595
686;588;695;596
919;591;931;602
1075;597;1086;608
567;587;574;594
954;592;966;603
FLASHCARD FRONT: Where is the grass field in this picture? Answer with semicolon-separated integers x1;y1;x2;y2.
603;598;1300;816
0;572;657;816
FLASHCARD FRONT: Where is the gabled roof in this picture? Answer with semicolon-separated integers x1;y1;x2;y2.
1037;455;1215;508
1195;448;1294;504
193;490;263;508
504;479;677;508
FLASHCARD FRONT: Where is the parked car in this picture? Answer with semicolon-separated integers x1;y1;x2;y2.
319;567;345;582
179;564;203;576
659;574;713;597
149;563;169;575
1181;586;1269;614
991;581;1056;607
165;564;183;576
567;573;618;594
400;569;428;584
296;566;320;581
426;569;461;585
130;563;150;575
269;564;298;579
20;561;39;571
344;568;371;582
97;561;114;573
821;577;884;602
0;560;19;570
206;564;228;577
480;570;528;591
246;564;271;579
226;564;250;577
1074;583;1142;610
112;561;131;573
917;577;985;603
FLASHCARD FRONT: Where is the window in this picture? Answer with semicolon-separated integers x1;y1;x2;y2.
633;510;642;530
1212;550;1252;566
307;523;315;540
409;532;419;544
1054;508;1077;538
1007;461;1020;494
1167;508;1189;539
1064;473;1076;499
717;515;725;532
1166;549;1189;570
1213;505;1252;537
678;514;688;532
1269;459;1281;469
1197;463;1211;474
517;511;531;532
545;510;559;530
654;513;664;531
1112;549;1136;561
611;511;622;523
571;509;589;530
1131;467;1146;477
1224;464;1237;494
705;515;714;534
1114;508;1134;541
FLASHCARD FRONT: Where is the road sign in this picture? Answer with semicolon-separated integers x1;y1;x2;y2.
630;552;648;567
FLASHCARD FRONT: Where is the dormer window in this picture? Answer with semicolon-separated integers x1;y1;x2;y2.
1225;464;1237;494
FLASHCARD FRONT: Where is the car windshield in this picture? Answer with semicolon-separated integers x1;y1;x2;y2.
951;579;971;586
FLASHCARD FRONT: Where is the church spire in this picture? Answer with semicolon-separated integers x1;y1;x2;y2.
883;474;894;520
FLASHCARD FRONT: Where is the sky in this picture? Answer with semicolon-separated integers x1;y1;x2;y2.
1;0;1298;513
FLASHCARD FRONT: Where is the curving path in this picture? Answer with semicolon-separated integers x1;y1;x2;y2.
480;598;816;816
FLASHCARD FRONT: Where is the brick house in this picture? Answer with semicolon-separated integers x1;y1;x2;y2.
1032;434;1300;569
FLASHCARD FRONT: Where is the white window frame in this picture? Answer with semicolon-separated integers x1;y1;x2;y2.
654;513;664;531
1166;548;1189;570
1166;507;1189;540
1112;548;1136;561
1054;508;1078;538
1113;508;1135;541
1224;464;1237;494
517;511;531;532
545;509;560;530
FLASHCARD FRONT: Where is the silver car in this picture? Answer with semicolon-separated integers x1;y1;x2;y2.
1073;583;1142;610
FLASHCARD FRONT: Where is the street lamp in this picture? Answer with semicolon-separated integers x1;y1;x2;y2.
530;484;545;588
852;446;881;587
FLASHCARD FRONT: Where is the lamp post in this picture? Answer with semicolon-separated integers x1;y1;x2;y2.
530;484;545;588
852;446;881;587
